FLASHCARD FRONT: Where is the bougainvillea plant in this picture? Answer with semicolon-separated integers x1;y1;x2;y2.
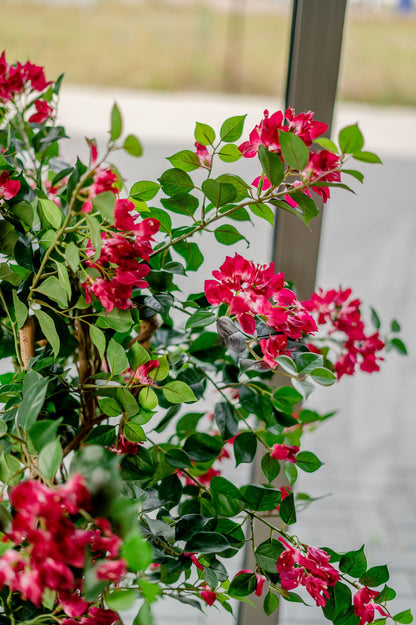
0;52;410;625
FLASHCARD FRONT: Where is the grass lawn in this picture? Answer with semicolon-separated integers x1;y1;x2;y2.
2;1;416;106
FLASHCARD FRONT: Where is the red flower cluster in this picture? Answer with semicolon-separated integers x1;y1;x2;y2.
276;539;339;607
195;142;212;168
0;51;51;103
239;108;327;158
82;198;160;313
0;170;20;201
0;475;126;623
239;108;340;205
81;167;119;215
205;253;317;366
353;586;388;625
270;443;299;463
303;287;385;378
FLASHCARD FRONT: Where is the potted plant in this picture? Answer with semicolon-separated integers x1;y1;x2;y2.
0;52;410;625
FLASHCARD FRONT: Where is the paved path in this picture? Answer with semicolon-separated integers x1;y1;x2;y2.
58;86;416;624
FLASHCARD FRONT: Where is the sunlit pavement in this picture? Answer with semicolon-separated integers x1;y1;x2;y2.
58;86;416;624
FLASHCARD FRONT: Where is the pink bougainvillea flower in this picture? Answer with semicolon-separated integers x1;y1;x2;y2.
95;558;127;582
276;539;339;607
303;286;385;379
201;587;217;606
353;587;388;625
0;170;20;201
252;174;272;192
29;98;53;123
270;443;299;463
184;552;204;571
285;108;328;146
86;606;120;625
195;142;212;168
110;434;140;455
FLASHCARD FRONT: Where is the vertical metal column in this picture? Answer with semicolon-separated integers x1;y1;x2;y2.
237;2;347;625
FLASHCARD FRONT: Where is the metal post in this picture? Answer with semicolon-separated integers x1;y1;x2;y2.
237;2;347;625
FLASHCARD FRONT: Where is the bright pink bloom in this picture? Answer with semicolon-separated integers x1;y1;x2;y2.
131;359;160;385
353;587;388;625
195;142;212;168
270;443;299;463
58;591;89;617
87;606;120;625
185;552;204;571
29;98;53;123
236;569;267;596
201;588;217;606
0;170;20;201
96;559;127;582
111;434;140;455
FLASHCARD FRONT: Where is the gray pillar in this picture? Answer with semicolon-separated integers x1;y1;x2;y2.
237;2;347;625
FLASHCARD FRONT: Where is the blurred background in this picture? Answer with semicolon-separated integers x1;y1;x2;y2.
1;0;415;623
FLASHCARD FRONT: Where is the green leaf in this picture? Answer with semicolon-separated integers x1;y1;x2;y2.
130;180;160;201
296;352;324;374
165;448;192;469
390;337;407;355
214;401;239;440
148;355;169;381
139;387;158;410
17;369;49;429
184;433;222;462
106;589;137;611
0;454;21;486
167;150;200;172
29;418;63;453
261;453;281;482
107;339;128;376
374;585;396;603
55;261;71;298
272;386;302;413
123;134;143;157
289;190;319;225
0;262;21;285
159;168;194;196
284;461;298;486
323;583;352;621
258;145;284;187
359;565;389;587
0;221;19;255
248;202;274;226
309;367;337;386
393;610;413;624
36;276;68;309
85;425;116;446
264;592;279;616
90;325;106;360
277;355;297;375
296;451;323;473
229;572;257;597
124;421;146;443
65;241;80;273
255;539;285;573
12;291;28;328
195;121;216;146
202;179;237;208
122;531;152;571
234;431;257;465
241;484;282;512
220;115;246;142
38;439;63;479
162;381;197;404
185;531;230;554
38;198;63;229
85;214;102;261
343;168;365;183
161;193;198;216
34;309;60;357
210;476;246;516
0;419;7;437
110;102;123;141
339;124;364;154
186;310;216;330
314;137;339;153
370;307;381;330
92;191;116;221
218;144;242;163
214;224;244;245
279;130;309;170
10;200;34;230
391;319;401;333
339;545;367;577
352;150;382;164
279;492;296;525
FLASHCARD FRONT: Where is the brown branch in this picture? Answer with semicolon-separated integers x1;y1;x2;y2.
19;317;35;368
129;314;161;352
62;414;108;457
75;315;96;424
